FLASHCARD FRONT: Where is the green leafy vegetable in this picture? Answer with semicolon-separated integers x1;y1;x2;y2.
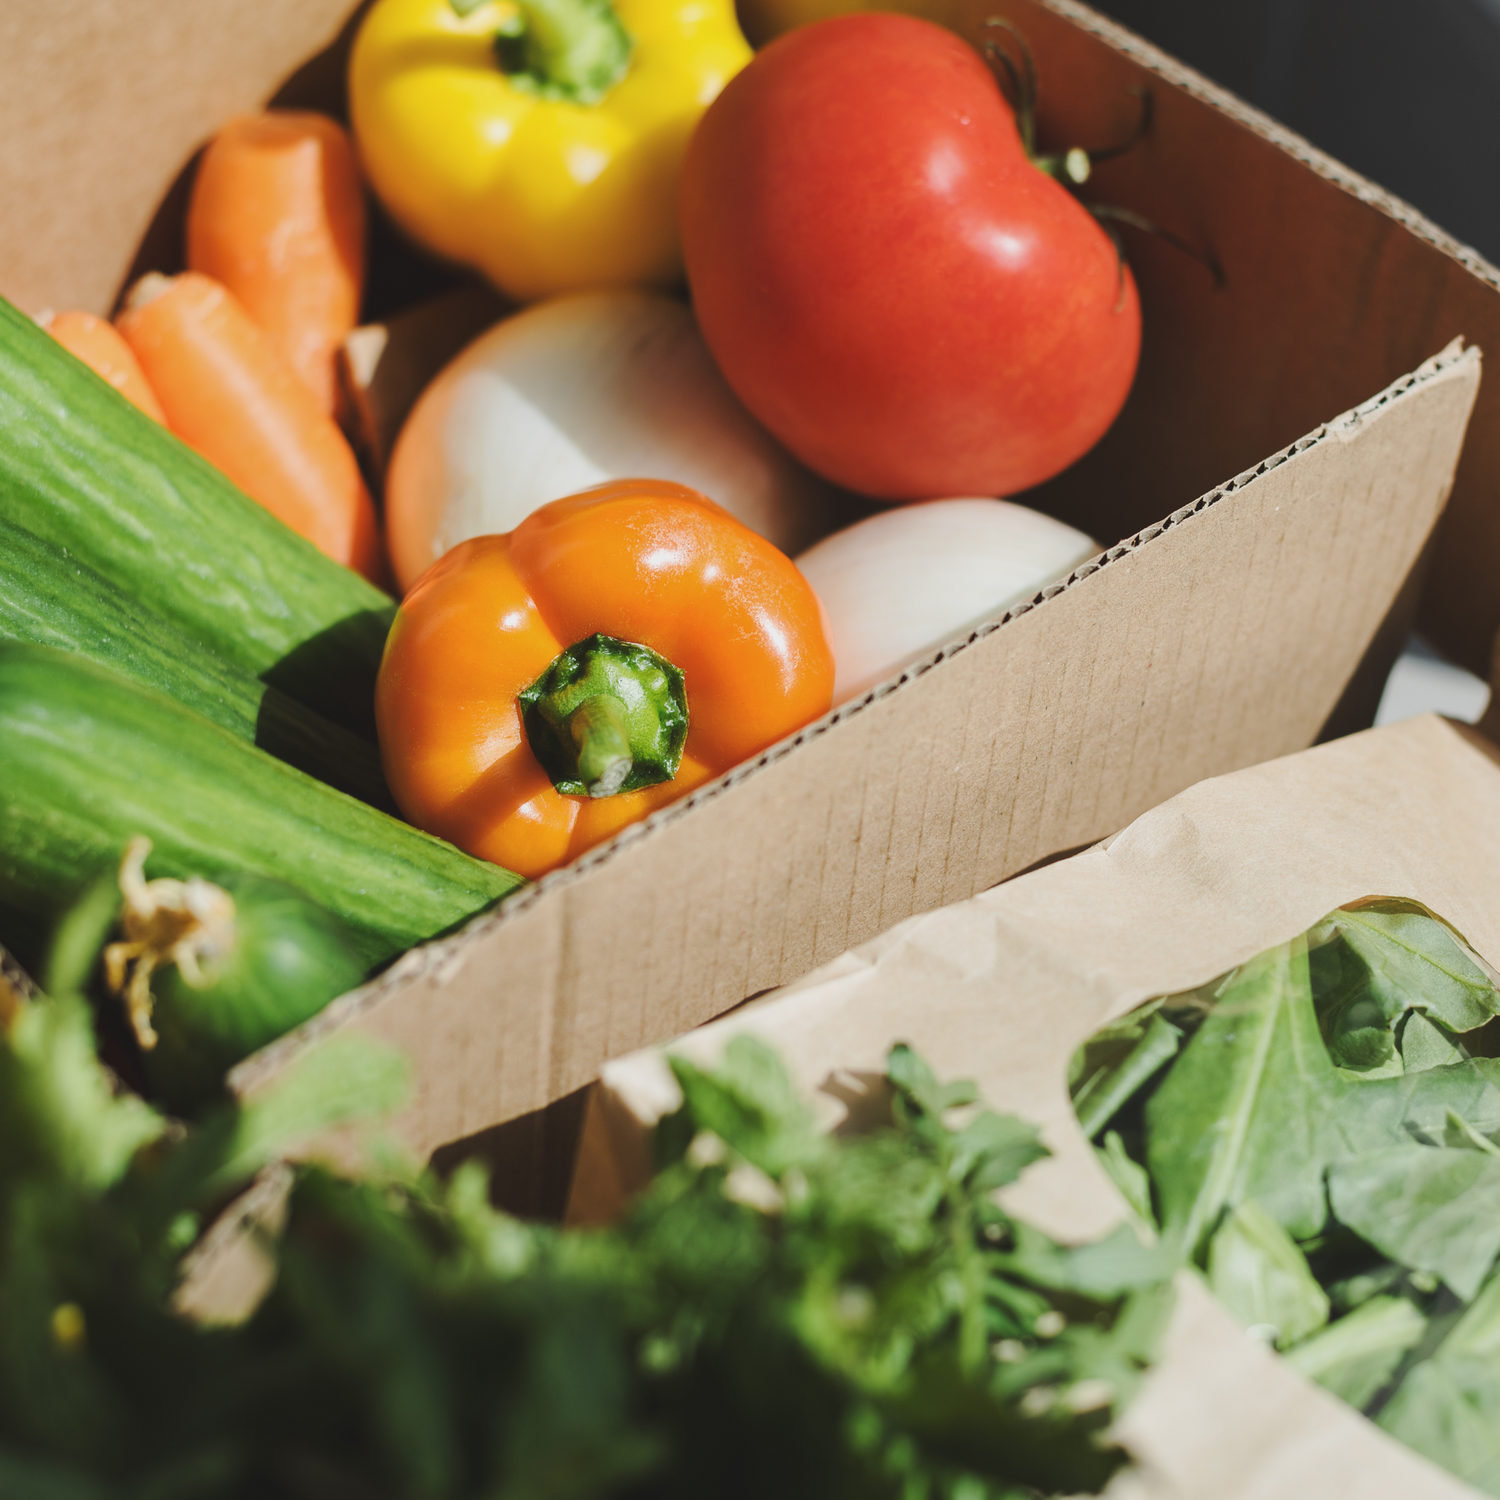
0;992;162;1193
1096;1129;1157;1233
1069;999;1183;1141
1378;1271;1500;1492
0;993;1172;1498
1310;906;1500;1072
1328;1147;1500;1301
1144;936;1340;1249
1206;1198;1329;1347
1401;1011;1468;1074
1068;895;1500;1496
1283;1294;1426;1408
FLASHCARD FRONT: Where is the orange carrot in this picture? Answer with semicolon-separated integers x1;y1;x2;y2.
116;272;383;582
43;310;166;423
186;111;366;417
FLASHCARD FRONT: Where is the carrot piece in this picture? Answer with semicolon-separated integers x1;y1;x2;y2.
116;272;383;582
186;111;366;417
43;310;166;423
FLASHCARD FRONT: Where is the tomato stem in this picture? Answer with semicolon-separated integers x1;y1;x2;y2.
1089;204;1226;291
977;27;1221;295
983;26;1154;186
983;18;1039;157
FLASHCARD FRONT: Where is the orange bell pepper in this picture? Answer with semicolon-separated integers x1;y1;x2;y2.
375;479;834;877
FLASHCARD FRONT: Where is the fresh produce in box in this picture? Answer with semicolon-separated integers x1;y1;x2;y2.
0;644;520;970
0;296;391;739
797;498;1097;703
186;111;366;417
679;12;1142;498
348;0;751;301
1071;898;1500;1495
377;480;833;876
385;290;839;588
116;272;384;582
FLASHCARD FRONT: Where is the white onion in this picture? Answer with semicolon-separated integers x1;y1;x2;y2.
795;498;1097;704
385;289;838;590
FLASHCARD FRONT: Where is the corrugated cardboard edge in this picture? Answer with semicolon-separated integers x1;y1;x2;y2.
228;344;1481;1163
571;711;1500;1498
171;1164;293;1327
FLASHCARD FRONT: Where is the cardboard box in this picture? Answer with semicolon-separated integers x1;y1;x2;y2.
570;707;1500;1496
3;0;1497;1165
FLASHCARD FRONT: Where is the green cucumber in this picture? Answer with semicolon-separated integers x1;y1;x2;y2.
0;644;522;968
145;873;366;1110
72;859;368;1113
0;511;393;810
0;296;393;737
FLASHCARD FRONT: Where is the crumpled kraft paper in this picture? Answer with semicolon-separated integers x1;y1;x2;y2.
571;713;1500;1499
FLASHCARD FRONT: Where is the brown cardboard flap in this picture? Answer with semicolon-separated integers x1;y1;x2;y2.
978;0;1500;678
0;0;355;319
574;711;1500;1227
572;711;1500;1496
231;347;1480;1166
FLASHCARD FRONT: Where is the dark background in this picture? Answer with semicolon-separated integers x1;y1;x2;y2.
1085;0;1500;267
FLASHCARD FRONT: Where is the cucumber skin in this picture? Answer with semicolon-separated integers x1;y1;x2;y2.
0;512;394;810
0;295;393;737
145;873;368;1112
0;645;523;969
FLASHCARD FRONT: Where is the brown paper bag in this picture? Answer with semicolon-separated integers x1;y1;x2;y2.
571;712;1500;1497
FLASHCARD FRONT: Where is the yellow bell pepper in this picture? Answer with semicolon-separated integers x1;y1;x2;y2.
348;0;751;301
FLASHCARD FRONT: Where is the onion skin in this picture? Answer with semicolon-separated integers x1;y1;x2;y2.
795;498;1096;704
144;874;365;1111
384;290;840;591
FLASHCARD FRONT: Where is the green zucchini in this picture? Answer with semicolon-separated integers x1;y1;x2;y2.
0;296;393;737
0;511;394;810
0;644;522;968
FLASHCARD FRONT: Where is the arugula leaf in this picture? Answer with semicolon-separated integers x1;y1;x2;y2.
1442;1110;1500;1156
0;993;162;1194
1142;930;1500;1257
1328;1147;1500;1302
661;1034;827;1179
1401;1011;1468;1073
1309;905;1500;1073
1069;1001;1183;1140
1073;899;1500;1494
994;1221;1175;1300
1379;1270;1500;1493
1206;1198;1329;1347
1095;1131;1157;1233
1283;1294;1426;1408
1145;935;1344;1250
886;1041;981;1118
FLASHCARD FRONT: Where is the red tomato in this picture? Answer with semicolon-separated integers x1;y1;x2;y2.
678;13;1141;500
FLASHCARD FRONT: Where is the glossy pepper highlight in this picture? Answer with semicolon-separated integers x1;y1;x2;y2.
347;0;751;302
376;480;834;877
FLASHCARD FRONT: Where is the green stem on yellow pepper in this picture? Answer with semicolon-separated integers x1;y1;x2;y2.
450;0;633;106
